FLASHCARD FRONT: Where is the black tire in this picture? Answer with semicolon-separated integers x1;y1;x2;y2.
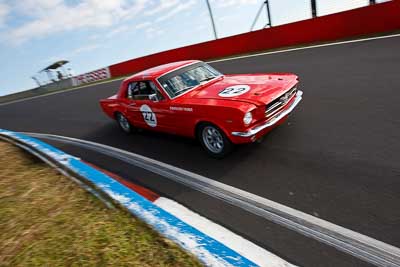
197;123;233;158
116;113;133;134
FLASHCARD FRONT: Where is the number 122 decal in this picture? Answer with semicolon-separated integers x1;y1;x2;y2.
140;104;157;127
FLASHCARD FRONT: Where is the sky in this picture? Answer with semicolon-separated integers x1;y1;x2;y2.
0;0;384;96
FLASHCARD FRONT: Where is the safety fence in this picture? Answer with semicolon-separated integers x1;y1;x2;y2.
254;0;392;28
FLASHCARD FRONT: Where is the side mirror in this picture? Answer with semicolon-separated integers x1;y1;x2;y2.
148;93;159;102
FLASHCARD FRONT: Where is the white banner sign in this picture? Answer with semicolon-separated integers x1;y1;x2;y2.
72;67;110;86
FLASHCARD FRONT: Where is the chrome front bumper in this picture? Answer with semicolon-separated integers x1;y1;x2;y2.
232;90;303;137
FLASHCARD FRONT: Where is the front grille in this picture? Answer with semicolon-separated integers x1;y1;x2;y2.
265;86;297;117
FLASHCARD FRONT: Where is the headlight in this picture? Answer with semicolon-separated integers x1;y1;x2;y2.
243;111;252;125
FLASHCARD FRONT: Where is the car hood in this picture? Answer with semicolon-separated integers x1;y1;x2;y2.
189;73;298;106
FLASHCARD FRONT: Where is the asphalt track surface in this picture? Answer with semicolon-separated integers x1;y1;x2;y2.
1;36;399;266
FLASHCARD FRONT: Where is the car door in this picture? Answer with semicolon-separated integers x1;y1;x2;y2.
125;80;174;132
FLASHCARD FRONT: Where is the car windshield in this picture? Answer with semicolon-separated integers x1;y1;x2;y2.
158;63;222;98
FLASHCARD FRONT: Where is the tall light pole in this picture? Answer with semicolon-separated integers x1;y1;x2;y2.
205;0;218;39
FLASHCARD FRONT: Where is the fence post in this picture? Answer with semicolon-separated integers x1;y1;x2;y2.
264;0;272;28
265;0;272;27
250;0;272;31
311;0;317;18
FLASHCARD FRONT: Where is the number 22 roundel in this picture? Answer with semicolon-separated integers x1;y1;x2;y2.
218;85;250;97
140;104;157;127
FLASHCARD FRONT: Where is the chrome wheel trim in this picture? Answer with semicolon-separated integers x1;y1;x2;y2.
118;114;130;132
202;126;224;154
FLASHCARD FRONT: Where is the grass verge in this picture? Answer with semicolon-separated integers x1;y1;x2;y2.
0;141;202;267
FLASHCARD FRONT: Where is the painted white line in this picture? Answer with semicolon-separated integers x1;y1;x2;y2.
154;197;296;267
207;33;400;63
24;132;400;267
2;33;399;107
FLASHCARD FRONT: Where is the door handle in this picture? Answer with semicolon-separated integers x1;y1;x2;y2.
128;103;136;106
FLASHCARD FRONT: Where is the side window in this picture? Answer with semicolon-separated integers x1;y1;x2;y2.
140;81;152;95
127;82;138;99
127;80;164;101
149;81;164;100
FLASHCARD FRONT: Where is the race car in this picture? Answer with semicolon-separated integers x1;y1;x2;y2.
100;60;303;157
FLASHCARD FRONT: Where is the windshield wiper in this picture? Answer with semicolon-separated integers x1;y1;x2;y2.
199;76;216;83
174;86;194;96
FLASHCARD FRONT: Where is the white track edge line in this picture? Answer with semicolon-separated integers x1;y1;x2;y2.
207;33;400;63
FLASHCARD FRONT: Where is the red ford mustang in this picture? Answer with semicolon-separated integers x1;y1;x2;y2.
100;60;302;157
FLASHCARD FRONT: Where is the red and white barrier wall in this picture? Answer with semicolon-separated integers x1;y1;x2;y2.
107;1;400;78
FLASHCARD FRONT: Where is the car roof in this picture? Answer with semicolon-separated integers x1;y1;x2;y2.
124;60;200;82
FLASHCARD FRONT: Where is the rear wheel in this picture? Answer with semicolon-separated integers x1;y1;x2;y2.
198;123;233;158
116;113;132;133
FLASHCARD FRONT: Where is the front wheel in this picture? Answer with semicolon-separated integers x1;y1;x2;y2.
116;113;133;133
198;123;233;158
